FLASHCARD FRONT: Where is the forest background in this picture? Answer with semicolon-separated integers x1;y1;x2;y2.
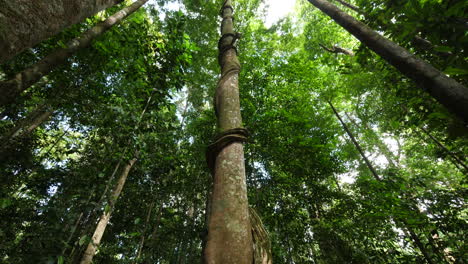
0;0;466;263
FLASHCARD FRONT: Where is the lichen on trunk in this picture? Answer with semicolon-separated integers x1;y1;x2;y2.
203;0;253;263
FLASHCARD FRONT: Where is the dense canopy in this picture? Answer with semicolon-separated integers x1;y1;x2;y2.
0;0;466;263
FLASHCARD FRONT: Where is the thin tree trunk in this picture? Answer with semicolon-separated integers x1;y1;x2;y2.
204;0;253;263
331;104;439;263
0;0;149;107
79;157;138;264
328;101;380;180
419;126;468;172
344;112;398;167
61;187;96;258
134;201;155;264
0;0;122;64
406;226;435;264
68;161;121;262
319;44;354;56
1;104;54;145
308;0;468;122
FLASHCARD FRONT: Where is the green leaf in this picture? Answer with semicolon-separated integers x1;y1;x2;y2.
1;198;12;209
134;218;141;225
433;46;453;52
57;256;64;264
79;235;88;246
444;67;468;76
104;204;111;213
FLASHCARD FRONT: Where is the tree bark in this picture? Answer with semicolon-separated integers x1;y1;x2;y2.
308;0;468;123
0;0;123;64
1;104;54;144
79;157;137;264
319;44;355;56
0;0;149;107
328;101;380;180
204;0;253;263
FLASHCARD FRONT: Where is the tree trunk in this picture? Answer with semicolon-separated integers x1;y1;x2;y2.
328;101;380;180
419;126;468;172
61;192;95;258
344;112;398;167
0;0;149;107
204;0;253;263
308;0;468;122
134;201;155;264
406;226;435;264
0;0;123;64
319;44;355;56
79;157;138;264
1;104;54;144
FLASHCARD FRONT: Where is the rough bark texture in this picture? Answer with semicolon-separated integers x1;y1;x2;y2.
0;0;148;107
329;101;380;180
204;0;253;263
79;157;137;264
0;0;122;64
309;0;468;122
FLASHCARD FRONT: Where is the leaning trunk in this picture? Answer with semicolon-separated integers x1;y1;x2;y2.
79;157;137;264
0;0;122;64
0;0;149;107
308;0;468;122
1;104;54;144
204;0;253;263
328;101;380;180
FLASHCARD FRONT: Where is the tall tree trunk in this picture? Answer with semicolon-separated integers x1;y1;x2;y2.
405;226;435;264
0;0;122;64
344;112;398;167
62;187;96;257
204;0;253;263
79;157;138;264
68;161;121;262
419;126;468;172
331;103;439;263
308;0;468;122
134;201;155;264
0;0;149;107
328;101;380;180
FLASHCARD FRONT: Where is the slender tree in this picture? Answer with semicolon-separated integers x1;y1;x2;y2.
0;104;54;147
79;156;138;264
328;101;380;180
0;0;149;107
330;102;444;263
204;0;253;263
0;0;123;64
308;0;468;122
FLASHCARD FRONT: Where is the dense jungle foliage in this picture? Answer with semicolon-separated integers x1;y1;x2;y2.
0;0;466;263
